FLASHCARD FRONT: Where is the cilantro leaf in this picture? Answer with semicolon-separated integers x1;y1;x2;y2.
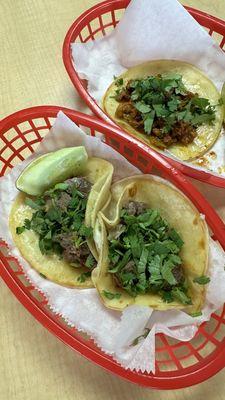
16;226;26;234
25;197;41;210
172;287;192;305
85;254;95;269
77;271;91;283
102;290;121;300
193;275;210;285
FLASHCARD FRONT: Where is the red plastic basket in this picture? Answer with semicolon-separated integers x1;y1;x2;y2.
63;0;225;188
1;105;225;389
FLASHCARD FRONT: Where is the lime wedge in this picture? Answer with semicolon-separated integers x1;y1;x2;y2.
16;147;88;196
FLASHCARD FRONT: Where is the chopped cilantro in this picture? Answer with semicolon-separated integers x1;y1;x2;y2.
115;73;217;143
191;311;202;317
193;275;210;285
25;197;42;210
39;272;47;279
16;179;95;270
102;290;121;300
77;271;92;283
172;287;192;305
16;226;26;234
131;328;150;346
85;254;95;269
107;204;191;305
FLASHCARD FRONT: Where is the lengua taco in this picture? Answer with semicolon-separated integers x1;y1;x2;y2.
103;60;224;161
92;175;209;313
10;147;113;288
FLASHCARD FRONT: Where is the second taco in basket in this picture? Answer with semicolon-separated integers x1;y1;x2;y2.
9;146;113;288
103;60;224;161
92;175;209;313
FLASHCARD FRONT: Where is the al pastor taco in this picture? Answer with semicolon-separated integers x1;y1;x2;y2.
103;60;224;161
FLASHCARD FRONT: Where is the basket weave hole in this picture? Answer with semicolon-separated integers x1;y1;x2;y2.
211;31;224;45
180;354;198;368
30;288;46;303
18;273;33;288
198;341;216;358
10;155;24;167
157;360;178;372
173;345;191;360
10;137;26;150
0;147;14;161
88;18;104;40
190;332;207;350
17;121;33;133
32;117;49;129
155;335;166;350
155;347;173;362
81;25;93;41
114;8;125;24
24;131;40;143
212;321;225;342
204;317;219;335
7;259;22;273
101;12;114;27
3;128;18;142
37;128;51;139
109;137;121;150
19;147;33;161
123;145;133;158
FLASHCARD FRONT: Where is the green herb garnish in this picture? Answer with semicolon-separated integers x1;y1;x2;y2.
77;271;92;283
108;203;192;305
131;328;150;346
16;180;95;270
193;275;210;285
115;74;217;146
191;311;203;317
102;290;121;300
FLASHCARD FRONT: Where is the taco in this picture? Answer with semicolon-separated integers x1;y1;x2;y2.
103;60;224;161
92;175;209;313
10;147;113;288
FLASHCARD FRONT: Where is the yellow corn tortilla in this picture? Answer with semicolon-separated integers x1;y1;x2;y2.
103;60;224;161
92;175;209;313
10;157;113;288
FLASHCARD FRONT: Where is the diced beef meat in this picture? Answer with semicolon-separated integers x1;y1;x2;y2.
163;265;185;291
172;265;184;285
53;232;94;267
125;201;147;216
55;192;71;211
65;177;92;197
115;102;144;130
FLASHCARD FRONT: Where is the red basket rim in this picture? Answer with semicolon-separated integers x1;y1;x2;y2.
1;105;225;390
62;0;225;189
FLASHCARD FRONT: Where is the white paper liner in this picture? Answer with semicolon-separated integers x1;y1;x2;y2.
1;111;225;374
71;0;225;177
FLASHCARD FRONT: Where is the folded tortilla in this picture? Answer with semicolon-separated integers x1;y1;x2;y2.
9;157;113;288
103;60;224;161
92;175;209;313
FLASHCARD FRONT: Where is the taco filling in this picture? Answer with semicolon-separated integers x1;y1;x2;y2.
10;149;114;288
114;74;217;149
108;200;191;305
92;175;209;312
103;61;224;161
16;177;96;280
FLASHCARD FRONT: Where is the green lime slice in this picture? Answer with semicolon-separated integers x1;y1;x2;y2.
16;146;88;196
